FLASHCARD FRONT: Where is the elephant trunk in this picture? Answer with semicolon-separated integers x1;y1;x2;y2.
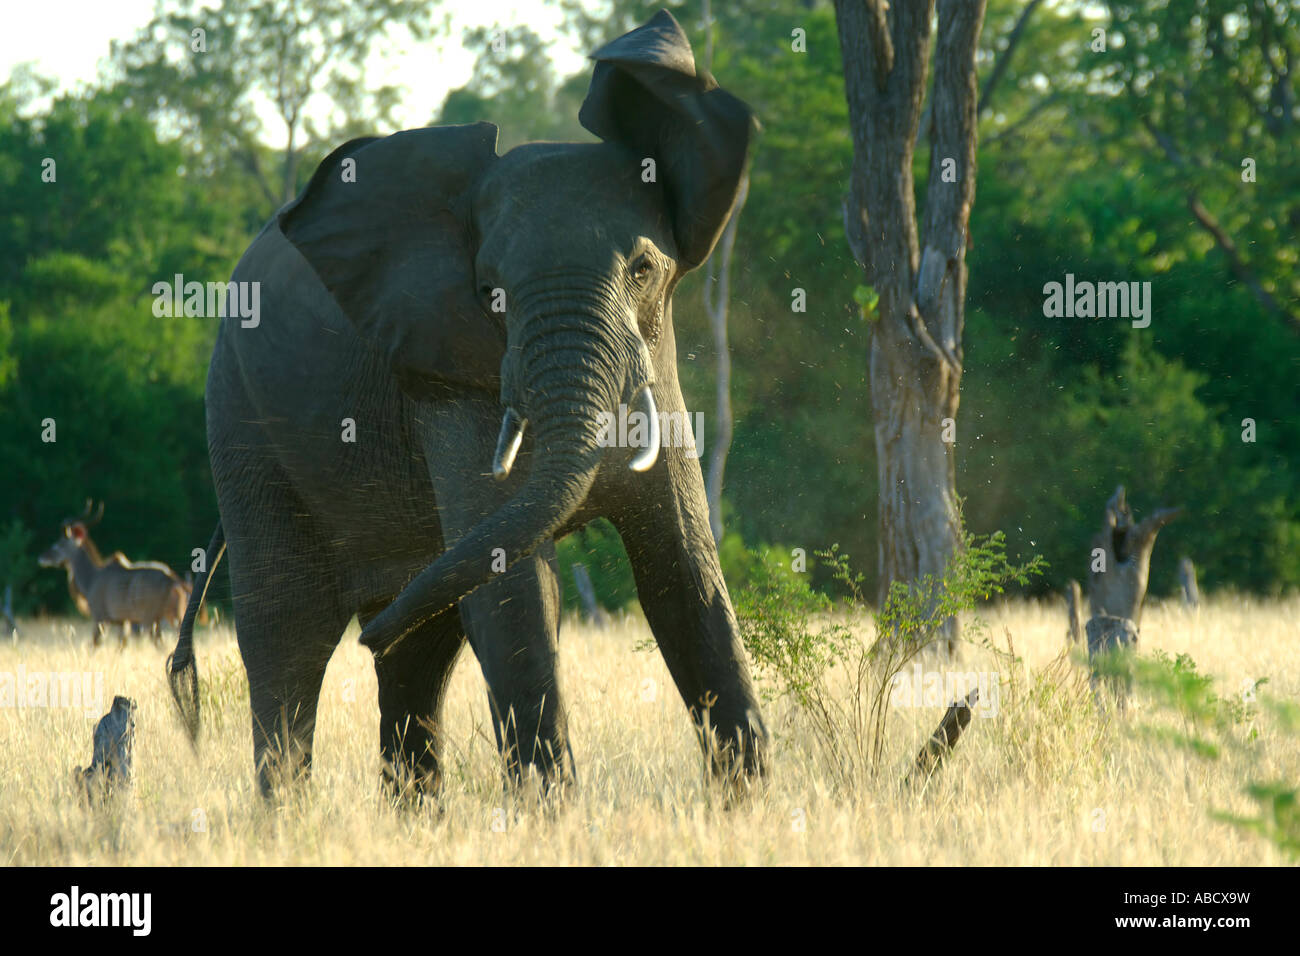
361;305;644;655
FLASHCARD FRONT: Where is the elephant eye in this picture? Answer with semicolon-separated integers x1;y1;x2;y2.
630;256;653;282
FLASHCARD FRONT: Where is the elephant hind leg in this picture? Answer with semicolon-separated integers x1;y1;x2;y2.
365;601;466;802
240;602;349;797
222;504;350;798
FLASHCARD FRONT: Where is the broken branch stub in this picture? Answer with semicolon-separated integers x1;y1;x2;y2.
910;688;980;785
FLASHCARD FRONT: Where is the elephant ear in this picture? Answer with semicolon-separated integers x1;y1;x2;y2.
279;123;504;397
578;9;753;272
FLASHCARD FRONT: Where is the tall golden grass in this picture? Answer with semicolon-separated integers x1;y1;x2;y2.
1;596;1295;865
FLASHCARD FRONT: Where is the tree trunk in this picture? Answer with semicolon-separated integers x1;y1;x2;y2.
570;563;610;628
703;176;748;542
700;0;745;543
1065;579;1084;646
2;584;14;640
1178;556;1200;608
1085;614;1138;713
835;0;987;656
1087;485;1180;626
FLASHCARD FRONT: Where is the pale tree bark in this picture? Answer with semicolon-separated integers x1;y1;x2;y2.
1178;556;1200;608
1065;579;1085;646
570;563;610;628
835;0;987;655
700;0;747;542
703;177;748;542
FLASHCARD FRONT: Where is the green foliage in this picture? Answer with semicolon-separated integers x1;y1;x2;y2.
109;0;437;210
435;25;591;151
1125;650;1299;859
736;520;1044;786
1;0;1298;618
0;519;37;608
733;547;845;708
555;519;638;613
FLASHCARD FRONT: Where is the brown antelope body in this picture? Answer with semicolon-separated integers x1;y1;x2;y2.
39;526;188;646
51;500;204;632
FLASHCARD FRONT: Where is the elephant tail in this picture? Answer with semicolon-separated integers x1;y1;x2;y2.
167;522;225;747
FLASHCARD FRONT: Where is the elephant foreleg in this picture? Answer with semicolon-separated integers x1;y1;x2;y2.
613;453;768;789
458;545;571;791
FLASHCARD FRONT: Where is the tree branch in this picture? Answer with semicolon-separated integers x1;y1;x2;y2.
978;0;1044;115
982;90;1061;146
909;689;979;785
1184;196;1300;335
1140;117;1300;336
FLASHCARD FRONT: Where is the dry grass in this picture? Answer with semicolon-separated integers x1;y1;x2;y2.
1;596;1296;865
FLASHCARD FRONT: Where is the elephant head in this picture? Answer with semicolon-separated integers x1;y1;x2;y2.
279;10;753;653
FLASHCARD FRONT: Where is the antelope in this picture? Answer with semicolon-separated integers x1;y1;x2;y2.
51;500;205;634
39;525;188;646
56;501;127;617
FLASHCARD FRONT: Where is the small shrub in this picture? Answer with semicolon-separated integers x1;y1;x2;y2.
735;518;1044;787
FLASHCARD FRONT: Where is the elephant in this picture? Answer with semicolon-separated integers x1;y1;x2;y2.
168;10;768;798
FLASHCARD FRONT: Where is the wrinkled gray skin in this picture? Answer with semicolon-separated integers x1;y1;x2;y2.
172;11;768;797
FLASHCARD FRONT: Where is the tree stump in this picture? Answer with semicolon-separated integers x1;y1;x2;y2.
1178;557;1200;608
570;563;610;629
1065;579;1085;646
1085;615;1138;712
2;584;14;641
77;695;136;802
1087;485;1180;627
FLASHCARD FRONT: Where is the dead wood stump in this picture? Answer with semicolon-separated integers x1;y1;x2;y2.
1085;615;1138;712
1087;485;1180;627
77;695;136;802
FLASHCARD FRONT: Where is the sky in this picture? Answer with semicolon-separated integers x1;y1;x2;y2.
0;0;588;145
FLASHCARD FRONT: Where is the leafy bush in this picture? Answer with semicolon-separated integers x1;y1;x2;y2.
735;520;1044;786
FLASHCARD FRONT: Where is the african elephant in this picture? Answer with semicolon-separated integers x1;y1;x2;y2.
169;10;768;797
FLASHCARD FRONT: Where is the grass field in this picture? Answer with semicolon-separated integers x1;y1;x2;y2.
1;597;1296;865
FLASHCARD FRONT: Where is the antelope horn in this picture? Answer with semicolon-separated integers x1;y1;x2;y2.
87;500;104;528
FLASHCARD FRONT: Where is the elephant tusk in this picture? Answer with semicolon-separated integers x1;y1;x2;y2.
628;385;660;472
492;408;526;481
